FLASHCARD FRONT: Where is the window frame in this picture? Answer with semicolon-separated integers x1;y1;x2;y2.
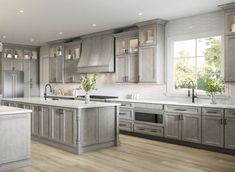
166;31;226;98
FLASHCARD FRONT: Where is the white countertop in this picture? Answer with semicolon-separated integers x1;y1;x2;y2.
107;98;235;109
0;105;32;115
2;97;120;109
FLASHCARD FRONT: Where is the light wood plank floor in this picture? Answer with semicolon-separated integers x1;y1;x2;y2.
11;135;235;172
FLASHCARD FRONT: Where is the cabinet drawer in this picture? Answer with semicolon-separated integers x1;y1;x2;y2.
134;123;163;137
119;102;134;109
119;121;133;131
134;103;163;110
164;105;201;114
202;108;224;117
119;110;133;120
225;109;235;118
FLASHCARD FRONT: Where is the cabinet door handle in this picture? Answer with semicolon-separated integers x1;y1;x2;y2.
206;111;218;114
174;109;187;112
224;119;227;125
220;119;223;125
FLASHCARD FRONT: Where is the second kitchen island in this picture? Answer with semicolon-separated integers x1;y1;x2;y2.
1;98;120;154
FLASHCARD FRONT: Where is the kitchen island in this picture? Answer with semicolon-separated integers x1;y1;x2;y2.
0;106;32;171
1;98;120;155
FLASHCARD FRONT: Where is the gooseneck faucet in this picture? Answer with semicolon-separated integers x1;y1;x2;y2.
188;80;197;103
44;83;53;100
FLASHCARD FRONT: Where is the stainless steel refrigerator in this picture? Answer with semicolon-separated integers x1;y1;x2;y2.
3;71;24;98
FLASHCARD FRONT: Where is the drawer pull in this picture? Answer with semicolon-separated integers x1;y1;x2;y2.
138;128;145;131
119;113;126;116
206;111;219;114
119;124;127;127
150;130;158;133
174;109;187;111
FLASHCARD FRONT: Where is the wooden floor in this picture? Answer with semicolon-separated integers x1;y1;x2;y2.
11;135;235;172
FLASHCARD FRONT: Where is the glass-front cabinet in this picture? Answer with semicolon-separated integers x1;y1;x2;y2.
139;25;156;46
115;30;139;56
64;41;81;83
226;12;235;35
49;43;64;83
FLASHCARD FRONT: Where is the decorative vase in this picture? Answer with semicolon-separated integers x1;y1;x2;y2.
85;92;90;104
210;93;217;104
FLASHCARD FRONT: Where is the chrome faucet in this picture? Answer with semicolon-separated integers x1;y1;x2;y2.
44;83;53;100
188;80;197;103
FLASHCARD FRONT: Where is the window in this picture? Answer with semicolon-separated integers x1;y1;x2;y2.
170;36;222;94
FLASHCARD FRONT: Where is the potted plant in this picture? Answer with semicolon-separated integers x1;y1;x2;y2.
79;74;97;104
205;77;224;104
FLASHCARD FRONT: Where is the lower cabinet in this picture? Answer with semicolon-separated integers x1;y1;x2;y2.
164;111;201;143
119;120;133;131
51;107;77;147
225;109;235;150
202;108;224;147
80;107;115;147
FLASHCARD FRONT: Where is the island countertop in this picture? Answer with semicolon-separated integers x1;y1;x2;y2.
2;97;120;109
0;105;32;115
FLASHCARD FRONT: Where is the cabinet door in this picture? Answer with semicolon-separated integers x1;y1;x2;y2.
98;107;115;143
225;118;235;150
31;106;43;136
61;108;77;146
225;35;235;82
164;112;181;140
116;37;128;55
12;60;23;71
30;60;39;84
139;25;156;46
0;114;30;164
80;108;99;146
116;55;127;82
49;58;56;82
202;116;224;147
41;106;50;139
64;60;80;83
56;56;64;82
52;108;63;142
182;114;201;143
127;54;138;82
23;60;30;83
2;59;13;70
139;46;156;82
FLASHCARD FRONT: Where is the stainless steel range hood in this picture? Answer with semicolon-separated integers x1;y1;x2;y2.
77;33;115;73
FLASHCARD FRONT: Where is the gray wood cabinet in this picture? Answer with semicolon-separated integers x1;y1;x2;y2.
136;20;166;83
202;108;224;147
115;31;139;83
49;44;64;83
51;107;77;146
139;46;156;83
181;113;201;143
225;109;235;150
80;108;99;146
164;105;201;143
32;106;42;136
164;112;181;140
224;35;235;82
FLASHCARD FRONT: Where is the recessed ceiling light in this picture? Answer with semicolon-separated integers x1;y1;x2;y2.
30;38;34;42
2;35;6;39
19;10;24;13
138;12;143;16
59;32;63;35
92;24;97;27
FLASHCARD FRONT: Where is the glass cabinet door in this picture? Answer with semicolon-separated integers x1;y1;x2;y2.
56;46;63;56
13;49;24;59
24;50;32;60
65;46;80;60
50;47;56;58
32;51;38;60
3;48;13;58
227;14;235;34
129;37;139;54
116;38;128;55
139;26;156;46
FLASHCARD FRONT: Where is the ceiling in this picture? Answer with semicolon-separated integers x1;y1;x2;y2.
0;0;234;46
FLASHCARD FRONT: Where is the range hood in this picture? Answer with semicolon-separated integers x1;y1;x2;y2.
77;34;115;73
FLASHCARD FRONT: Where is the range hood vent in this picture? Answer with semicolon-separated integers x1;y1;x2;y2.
77;34;115;73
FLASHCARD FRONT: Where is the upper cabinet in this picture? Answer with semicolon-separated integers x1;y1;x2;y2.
49;43;64;83
220;3;235;82
136;19;167;83
64;41;81;83
114;30;139;83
